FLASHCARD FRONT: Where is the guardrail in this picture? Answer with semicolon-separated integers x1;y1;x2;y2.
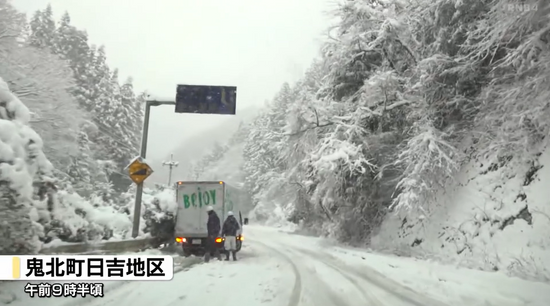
39;238;157;255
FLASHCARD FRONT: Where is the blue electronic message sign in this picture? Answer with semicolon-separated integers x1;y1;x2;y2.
175;85;237;115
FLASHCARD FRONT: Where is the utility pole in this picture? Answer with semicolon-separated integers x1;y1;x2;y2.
162;153;179;185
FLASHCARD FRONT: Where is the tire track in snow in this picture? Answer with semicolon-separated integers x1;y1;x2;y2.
250;239;303;306
296;247;449;306
253;236;371;306
292;247;384;305
281;245;368;306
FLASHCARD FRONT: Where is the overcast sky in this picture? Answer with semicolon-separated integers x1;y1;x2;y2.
12;0;332;164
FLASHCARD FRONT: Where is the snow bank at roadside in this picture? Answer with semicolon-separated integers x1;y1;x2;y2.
330;246;550;306
41;187;176;249
117;187;177;244
371;144;550;282
249;225;550;306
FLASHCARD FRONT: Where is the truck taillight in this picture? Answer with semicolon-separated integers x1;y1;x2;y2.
175;237;186;243
215;237;223;243
238;236;244;241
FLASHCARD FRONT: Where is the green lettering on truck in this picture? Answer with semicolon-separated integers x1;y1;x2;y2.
198;187;202;206
183;195;190;208
182;188;217;209
209;190;216;204
203;190;210;205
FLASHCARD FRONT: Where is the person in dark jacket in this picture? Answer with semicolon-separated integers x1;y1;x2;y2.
222;211;241;261
205;206;222;262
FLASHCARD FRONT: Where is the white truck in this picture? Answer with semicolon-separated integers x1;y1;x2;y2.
174;181;244;257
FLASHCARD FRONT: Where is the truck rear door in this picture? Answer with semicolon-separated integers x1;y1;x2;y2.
175;181;225;237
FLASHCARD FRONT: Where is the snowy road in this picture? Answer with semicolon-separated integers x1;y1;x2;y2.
6;225;549;306
54;225;546;306
249;230;445;306
76;226;444;306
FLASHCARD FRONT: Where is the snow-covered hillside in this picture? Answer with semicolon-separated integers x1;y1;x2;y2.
147;106;260;185
199;142;246;185
233;0;550;284
189;120;254;215
372;145;550;282
0;74;176;252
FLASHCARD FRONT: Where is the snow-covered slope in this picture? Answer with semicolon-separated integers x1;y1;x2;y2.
194;140;255;216
147;105;260;186
371;145;550;282
199;142;246;185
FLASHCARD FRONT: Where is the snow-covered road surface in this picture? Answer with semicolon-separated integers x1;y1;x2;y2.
3;225;549;306
250;231;445;306
74;226;443;306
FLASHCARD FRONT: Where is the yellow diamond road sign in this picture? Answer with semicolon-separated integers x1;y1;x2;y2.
126;157;153;185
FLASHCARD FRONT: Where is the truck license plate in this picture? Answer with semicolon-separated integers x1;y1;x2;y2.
192;239;201;245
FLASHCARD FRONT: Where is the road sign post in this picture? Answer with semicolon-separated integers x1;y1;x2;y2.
131;100;175;238
131;85;237;238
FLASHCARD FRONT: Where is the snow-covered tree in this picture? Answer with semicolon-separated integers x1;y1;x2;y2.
65;130;96;197
0;46;84;169
121;77;143;152
0;2;84;171
28;4;56;49
0;76;47;254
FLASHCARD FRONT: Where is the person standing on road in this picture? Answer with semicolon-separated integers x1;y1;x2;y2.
205;206;222;262
222;211;241;261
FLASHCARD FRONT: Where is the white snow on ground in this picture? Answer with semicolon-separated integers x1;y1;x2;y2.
0;243;293;306
371;144;550;282
248;225;550;306
2;226;548;306
84;243;294;306
329;247;550;306
40;187;176;251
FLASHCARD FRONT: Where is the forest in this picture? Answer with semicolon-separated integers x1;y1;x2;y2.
193;0;549;280
234;0;549;240
0;1;155;254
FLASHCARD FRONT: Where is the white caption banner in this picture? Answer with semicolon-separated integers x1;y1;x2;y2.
0;255;174;281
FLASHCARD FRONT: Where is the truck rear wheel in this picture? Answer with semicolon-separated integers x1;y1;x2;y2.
182;246;192;257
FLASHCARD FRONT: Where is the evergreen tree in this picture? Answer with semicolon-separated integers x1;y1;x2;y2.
66;131;95;197
0;0;26;51
26;4;145;193
53;12;90;69
29;4;56;49
121;77;144;151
